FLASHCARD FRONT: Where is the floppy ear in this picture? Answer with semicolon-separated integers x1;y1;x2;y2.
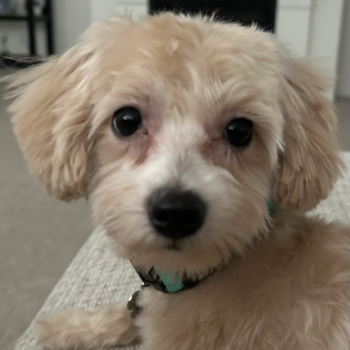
6;44;95;201
272;53;344;211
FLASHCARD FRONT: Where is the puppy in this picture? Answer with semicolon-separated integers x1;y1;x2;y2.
6;13;350;350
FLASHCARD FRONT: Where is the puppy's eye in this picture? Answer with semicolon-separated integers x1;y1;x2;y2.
112;107;142;137
225;118;253;148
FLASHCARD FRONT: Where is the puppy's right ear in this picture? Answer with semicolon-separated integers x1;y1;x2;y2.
5;43;95;201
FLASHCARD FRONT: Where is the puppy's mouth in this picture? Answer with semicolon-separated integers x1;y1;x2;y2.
166;241;182;251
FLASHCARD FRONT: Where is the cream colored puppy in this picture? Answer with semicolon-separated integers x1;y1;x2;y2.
7;13;349;350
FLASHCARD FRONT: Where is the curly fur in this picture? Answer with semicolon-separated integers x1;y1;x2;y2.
5;13;349;350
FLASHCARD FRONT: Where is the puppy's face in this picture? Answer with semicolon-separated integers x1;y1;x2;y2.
90;19;284;274
8;14;342;275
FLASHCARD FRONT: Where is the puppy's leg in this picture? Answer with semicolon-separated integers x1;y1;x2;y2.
36;302;139;350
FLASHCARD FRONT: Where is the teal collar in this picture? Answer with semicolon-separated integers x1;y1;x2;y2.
135;266;210;294
157;270;185;292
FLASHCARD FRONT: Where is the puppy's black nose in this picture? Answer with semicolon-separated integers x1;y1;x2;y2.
149;190;206;240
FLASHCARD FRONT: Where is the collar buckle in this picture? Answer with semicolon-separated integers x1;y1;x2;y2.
137;267;170;293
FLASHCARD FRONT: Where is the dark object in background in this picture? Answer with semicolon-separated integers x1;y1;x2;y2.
149;0;277;32
0;0;53;68
0;54;43;68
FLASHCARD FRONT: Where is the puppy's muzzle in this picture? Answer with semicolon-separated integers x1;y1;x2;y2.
148;189;206;241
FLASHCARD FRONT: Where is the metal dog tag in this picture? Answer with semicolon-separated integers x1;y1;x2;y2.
127;286;144;319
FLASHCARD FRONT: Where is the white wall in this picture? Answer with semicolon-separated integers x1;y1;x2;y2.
276;0;313;57
90;0;147;23
336;0;350;98
53;0;90;54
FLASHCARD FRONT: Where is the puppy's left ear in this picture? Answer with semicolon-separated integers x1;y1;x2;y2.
272;52;344;211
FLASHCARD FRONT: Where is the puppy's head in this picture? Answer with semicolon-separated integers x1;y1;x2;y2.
7;14;343;276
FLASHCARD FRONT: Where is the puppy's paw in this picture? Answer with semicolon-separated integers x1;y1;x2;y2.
35;303;139;350
35;308;92;350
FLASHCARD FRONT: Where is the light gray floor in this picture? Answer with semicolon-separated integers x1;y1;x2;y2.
0;78;349;350
0;87;92;349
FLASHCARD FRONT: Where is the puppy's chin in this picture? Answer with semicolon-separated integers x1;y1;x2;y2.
114;233;236;279
166;241;182;251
